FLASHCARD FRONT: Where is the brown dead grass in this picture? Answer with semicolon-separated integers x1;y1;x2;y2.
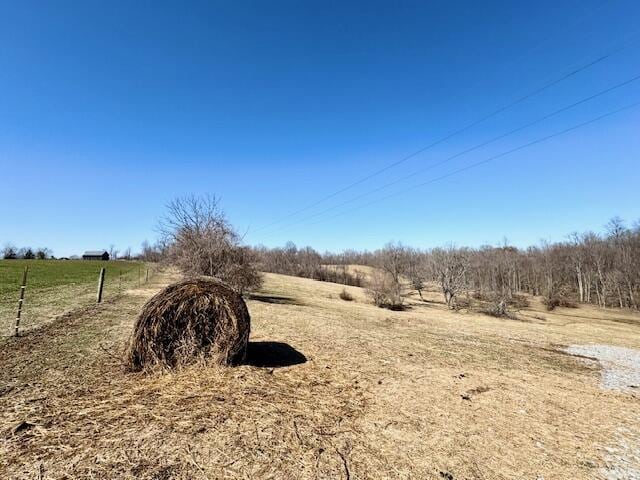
1;268;639;479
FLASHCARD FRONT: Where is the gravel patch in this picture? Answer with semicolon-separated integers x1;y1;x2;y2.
600;424;640;480
565;344;640;479
565;344;640;391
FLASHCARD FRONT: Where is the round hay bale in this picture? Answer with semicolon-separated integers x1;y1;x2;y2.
126;278;250;371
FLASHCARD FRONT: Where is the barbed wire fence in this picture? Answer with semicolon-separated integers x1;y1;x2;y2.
0;263;158;338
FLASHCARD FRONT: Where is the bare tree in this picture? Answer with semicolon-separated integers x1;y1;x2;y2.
406;248;427;300
159;195;262;293
366;269;404;310
568;232;586;303
3;244;17;259
140;240;165;262
36;248;52;260
431;246;469;309
251;243;364;287
222;246;263;295
376;242;408;303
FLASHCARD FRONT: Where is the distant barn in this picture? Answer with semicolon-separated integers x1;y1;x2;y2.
82;251;110;261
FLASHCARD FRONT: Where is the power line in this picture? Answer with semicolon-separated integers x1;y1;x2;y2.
252;3;639;235
260;72;640;235
263;99;640;237
253;52;613;233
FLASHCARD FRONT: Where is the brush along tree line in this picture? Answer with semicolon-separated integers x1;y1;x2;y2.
143;197;640;312
251;217;640;312
252;242;365;287
2;246;52;260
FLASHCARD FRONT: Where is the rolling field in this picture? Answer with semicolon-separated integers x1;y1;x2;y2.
0;260;149;337
1;267;640;479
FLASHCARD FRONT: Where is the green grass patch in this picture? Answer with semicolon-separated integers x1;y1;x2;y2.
0;260;144;299
0;260;151;336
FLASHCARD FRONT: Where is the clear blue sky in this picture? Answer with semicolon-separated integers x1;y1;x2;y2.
1;0;639;257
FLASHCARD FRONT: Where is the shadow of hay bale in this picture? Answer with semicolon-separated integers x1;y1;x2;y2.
245;341;307;368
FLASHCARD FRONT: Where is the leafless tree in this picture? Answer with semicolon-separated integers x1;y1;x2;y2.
36;248;52;260
121;247;132;260
375;242;408;302
431;246;469;309
3;244;18;259
252;242;363;287
159;195;262;293
366;268;404;310
406;248;428;300
140;240;165;262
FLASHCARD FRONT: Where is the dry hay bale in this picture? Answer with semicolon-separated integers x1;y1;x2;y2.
126;278;250;371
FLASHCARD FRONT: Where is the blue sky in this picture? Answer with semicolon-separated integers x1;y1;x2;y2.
1;0;639;257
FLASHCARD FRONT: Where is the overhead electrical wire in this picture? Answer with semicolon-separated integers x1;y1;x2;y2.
257;72;640;236
253;54;610;233
263;99;640;236
253;21;640;235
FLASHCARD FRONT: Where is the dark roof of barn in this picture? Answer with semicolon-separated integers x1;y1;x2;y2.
83;251;108;256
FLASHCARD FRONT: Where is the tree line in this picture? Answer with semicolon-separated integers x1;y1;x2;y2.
251;242;365;287
151;197;639;312
2;246;52;260
251;217;640;312
5;194;637;314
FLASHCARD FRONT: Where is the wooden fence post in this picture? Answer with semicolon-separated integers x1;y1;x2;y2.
14;267;28;337
138;267;141;287
145;268;149;283
97;268;106;303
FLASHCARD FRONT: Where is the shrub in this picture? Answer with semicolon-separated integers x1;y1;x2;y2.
339;288;354;301
542;296;560;311
366;271;404;310
472;291;485;300
480;299;518;319
453;297;471;310
559;298;577;308
472;292;529;309
159;195;262;294
543;295;577;311
508;294;530;309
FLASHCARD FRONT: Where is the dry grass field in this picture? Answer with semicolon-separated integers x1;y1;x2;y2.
1;267;640;479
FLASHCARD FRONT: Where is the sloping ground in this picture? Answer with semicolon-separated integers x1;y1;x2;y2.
1;270;639;479
322;264;380;283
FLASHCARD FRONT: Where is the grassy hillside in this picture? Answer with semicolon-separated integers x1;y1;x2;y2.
0;259;148;336
1;269;640;478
